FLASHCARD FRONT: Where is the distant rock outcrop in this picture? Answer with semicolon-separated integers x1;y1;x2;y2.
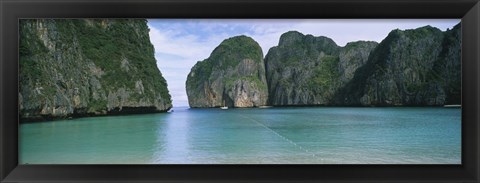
19;19;172;121
334;24;461;106
264;31;377;106
186;36;268;108
185;24;461;108
264;24;460;107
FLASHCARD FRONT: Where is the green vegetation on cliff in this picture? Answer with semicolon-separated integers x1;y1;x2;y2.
64;20;169;100
333;24;460;106
309;55;340;89
19;19;172;122
210;36;264;70
186;35;268;108
265;31;376;105
264;25;460;106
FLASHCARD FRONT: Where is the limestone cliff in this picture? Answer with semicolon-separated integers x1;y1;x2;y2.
265;25;460;106
334;24;461;106
430;23;462;105
264;31;377;106
19;19;172;121
186;36;268;108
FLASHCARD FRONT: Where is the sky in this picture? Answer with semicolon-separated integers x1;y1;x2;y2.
147;19;460;107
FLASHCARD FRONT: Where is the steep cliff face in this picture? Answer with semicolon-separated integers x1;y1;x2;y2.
338;41;379;83
430;23;462;105
334;24;461;106
19;19;172;121
186;36;268;108
264;31;377;106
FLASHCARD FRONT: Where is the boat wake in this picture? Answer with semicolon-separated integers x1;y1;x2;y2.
237;114;319;159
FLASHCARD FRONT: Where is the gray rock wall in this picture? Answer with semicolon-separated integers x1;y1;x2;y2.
334;24;461;106
264;31;377;106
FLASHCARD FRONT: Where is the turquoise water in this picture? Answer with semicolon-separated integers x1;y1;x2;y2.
19;107;461;164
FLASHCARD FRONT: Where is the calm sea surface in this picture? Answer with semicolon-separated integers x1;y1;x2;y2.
19;107;461;164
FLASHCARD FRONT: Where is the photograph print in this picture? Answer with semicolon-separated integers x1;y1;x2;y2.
19;19;461;164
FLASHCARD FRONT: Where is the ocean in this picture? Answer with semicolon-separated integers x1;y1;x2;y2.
19;107;461;164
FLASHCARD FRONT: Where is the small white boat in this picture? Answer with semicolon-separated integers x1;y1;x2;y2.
220;100;228;110
444;104;461;108
258;106;273;108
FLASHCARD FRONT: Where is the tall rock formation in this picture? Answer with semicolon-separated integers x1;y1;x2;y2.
186;35;268;108
19;19;172;121
264;31;377;106
430;23;462;105
334;24;461;106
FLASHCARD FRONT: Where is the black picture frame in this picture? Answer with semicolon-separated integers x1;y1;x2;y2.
1;0;479;182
